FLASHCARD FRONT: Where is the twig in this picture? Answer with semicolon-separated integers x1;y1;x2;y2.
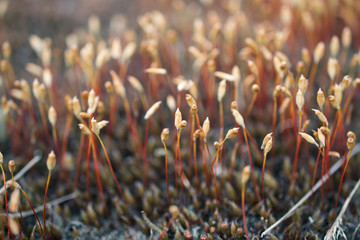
1;192;77;218
0;153;42;194
261;144;360;237
324;177;360;240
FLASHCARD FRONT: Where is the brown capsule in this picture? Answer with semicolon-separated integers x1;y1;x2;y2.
179;120;187;130
193;129;200;139
347;138;355;150
347;131;356;140
320;126;330;135
161;128;170;142
104;81;113;93
231;101;238;110
353;78;360;87
251;84;260;93
190;104;198;115
273;85;282;98
8;160;15;174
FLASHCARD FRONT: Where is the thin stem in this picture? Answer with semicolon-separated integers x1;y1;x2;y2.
272;97;277;152
261;154;267;199
20;188;43;233
242;185;249;239
95;134;127;204
38;103;52;145
243;128;262;202
245;93;258;120
219;100;224;142
330;109;342;150
193;136;198;184
162;142;169;206
90;137;108;215
43;170;51;239
142;120;149;186
334;150;352;212
176;130;184;204
51;126;59;155
61;114;73;167
291;111;303;186
73;134;85;190
0;165;10;240
86;137;91;199
311;149;322;192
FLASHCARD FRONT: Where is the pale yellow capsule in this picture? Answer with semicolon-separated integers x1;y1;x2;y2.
128;76;144;93
329;35;340;57
72;97;82;120
217;79;227;102
299;132;319;148
48;106;57;127
214;71;235;82
179;120;187;130
261;132;273;150
347;131;356;140
347;138;355;150
121;42;136;63
46;150;56;171
334;84;343;105
341;75;352;91
231;109;245;129
329;95;340;110
78;124;91;136
110;70;126;98
87;89;99;115
161;128;170;142
185;94;197;108
342;27;352;48
91;118;100;135
9;218;20;236
145;67;167;75
144;101;161;120
317;128;326;148
225;127;239;139
241;165;251;186
327;58;338;81
264;137;273;157
175;108;182;130
298;75;308;93
312;109;328;126
296;90;304;111
166;95;176;112
317;88;325;110
202;117;210;137
110;38;121;60
247;60;259;77
43;68;53;87
9;189;20;212
313;42;325;64
232;65;241;84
